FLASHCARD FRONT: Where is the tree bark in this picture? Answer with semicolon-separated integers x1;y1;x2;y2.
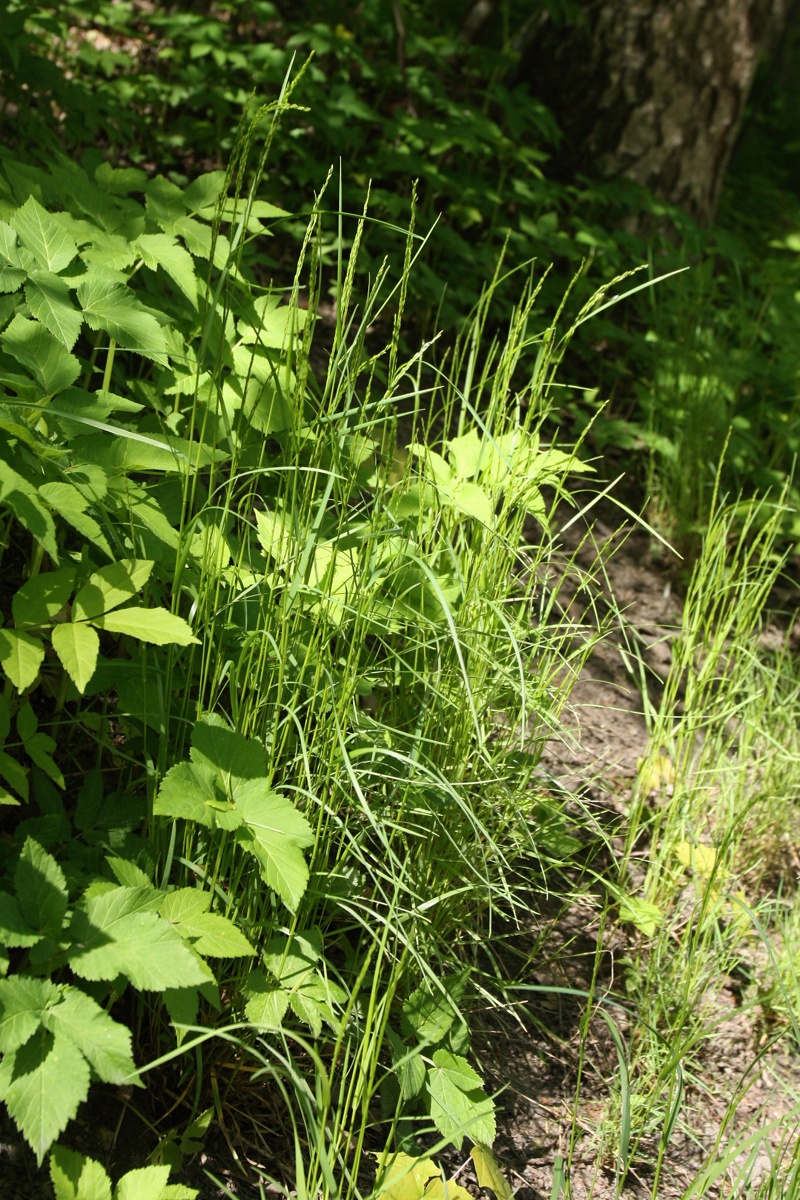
515;0;792;224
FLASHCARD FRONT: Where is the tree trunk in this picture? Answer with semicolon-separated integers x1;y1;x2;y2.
515;0;792;224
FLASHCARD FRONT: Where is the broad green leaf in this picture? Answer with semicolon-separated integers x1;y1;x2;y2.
0;976;59;1052
116;1165;172;1200
448;480;493;525
153;760;233;827
470;1144;514;1200
447;429;485;480
106;859;154;890
52;622;100;695
42;987;136;1084
68;888;210;991
0;458;58;560
127;495;180;553
254;508;296;562
159;889;255;957
427;1050;495;1149
16;701;38;742
38;483;113;559
77;274;168;363
238;296;306;348
387;1028;427;1101
676;840;717;878
144;175;185;225
182;171;227;213
0;750;28;803
15;838;68;938
619;895;663;938
0;218;25;289
244;972;291;1030
410;445;453;487
190;715;267;789
80;229;138;272
12;567;75;628
25;272;83;349
236;781;315;849
169;213;213;258
50;387;144;424
50;1145;112;1200
403;971;469;1044
170;911;254;958
95;162;147;196
213;197;288;230
236;827;310;913
0;892;39;948
1;313;80;394
11;196;78;272
159;888;210;924
263;932;321;986
20;728;63;788
72;559;153;622
0;266;25;292
136;234;197;307
0;627;44;692
0;1027;89;1163
162;985;201;1037
0;221;21;264
68;431;226;475
235;786;313;911
94;606;198;646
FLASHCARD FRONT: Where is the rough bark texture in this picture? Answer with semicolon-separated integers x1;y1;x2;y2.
516;0;791;224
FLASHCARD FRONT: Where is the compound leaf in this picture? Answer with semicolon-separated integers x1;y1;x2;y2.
427;1050;495;1149
41;986;136;1084
67;888;210;991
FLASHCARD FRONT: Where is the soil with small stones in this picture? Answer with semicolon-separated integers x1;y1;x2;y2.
2;503;799;1200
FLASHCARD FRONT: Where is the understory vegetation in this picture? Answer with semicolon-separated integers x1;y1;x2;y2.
1;4;800;1200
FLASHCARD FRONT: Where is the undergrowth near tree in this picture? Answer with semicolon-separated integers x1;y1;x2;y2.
0;86;616;1192
0;10;799;1200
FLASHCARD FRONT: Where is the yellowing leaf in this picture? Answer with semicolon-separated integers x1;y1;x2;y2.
636;751;675;794
377;1153;439;1200
676;842;717;879
470;1144;514;1200
424;1179;472;1200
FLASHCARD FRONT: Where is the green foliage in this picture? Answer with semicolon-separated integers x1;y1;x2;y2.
0;83;595;1177
50;1144;198;1200
0;832;257;1160
4;4;798;1191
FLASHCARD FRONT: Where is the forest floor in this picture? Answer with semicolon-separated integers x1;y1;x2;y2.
1;504;799;1200
470;508;800;1200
